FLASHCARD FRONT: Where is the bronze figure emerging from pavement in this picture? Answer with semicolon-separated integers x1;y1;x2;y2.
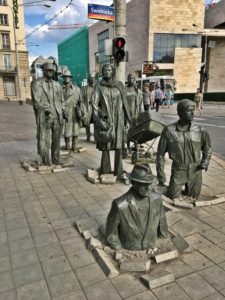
106;164;168;250
62;70;85;152
31;62;67;165
156;99;212;199
92;64;130;178
82;74;95;142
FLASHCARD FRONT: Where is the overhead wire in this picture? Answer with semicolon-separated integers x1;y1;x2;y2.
19;0;74;44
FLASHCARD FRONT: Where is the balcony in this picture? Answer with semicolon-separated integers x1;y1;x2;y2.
0;65;16;73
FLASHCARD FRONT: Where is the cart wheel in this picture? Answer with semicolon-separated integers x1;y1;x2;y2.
131;152;138;164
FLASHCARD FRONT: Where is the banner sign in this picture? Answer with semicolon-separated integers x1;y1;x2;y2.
88;4;115;22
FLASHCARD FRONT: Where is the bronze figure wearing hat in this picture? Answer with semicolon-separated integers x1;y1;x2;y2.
156;99;212;199
62;70;86;151
31;62;67;165
106;164;168;250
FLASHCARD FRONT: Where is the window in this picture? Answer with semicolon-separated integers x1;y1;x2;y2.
0;14;8;25
153;34;202;63
0;0;7;5
97;30;111;74
3;77;16;96
3;54;11;69
1;33;10;49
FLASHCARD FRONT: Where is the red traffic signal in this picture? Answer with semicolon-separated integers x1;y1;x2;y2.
113;37;126;61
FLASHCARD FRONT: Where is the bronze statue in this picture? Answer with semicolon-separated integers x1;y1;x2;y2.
62;70;86;152
106;164;168;250
156;99;212;199
125;73;143;154
82;74;95;142
92;64;130;178
31;62;67;165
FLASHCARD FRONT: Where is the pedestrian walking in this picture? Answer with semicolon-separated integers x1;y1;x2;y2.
155;85;163;112
143;85;151;111
194;88;203;115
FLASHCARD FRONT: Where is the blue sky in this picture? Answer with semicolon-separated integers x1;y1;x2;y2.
23;0;219;64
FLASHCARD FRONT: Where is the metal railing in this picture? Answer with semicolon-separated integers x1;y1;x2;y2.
0;65;16;72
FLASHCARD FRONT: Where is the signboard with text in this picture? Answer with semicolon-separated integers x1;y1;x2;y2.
88;4;115;22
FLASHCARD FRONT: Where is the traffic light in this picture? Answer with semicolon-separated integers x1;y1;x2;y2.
113;37;126;61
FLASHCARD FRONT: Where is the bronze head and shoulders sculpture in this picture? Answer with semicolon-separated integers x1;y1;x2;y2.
106;164;168;250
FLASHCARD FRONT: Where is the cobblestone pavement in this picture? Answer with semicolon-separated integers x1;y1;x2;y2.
1;102;225;300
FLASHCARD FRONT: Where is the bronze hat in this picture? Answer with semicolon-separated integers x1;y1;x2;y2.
62;70;73;77
129;163;158;184
42;62;55;71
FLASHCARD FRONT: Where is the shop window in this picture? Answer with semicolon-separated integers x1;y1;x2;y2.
3;77;16;96
0;14;8;25
153;33;201;63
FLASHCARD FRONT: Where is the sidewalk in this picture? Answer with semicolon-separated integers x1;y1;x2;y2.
1;102;225;300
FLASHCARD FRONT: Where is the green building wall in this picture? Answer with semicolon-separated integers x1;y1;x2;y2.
58;26;89;86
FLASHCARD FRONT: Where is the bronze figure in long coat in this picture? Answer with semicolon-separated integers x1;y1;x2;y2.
92;64;130;177
31;62;65;165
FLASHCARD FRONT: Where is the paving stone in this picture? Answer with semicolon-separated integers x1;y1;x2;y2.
201;229;225;244
13;263;44;288
0;271;14;293
203;205;225;215
172;234;190;253
87;237;103;250
55;226;79;241
82;230;92;240
33;231;58;247
120;260;151;272
201;292;225;300
177;273;215;300
68;249;95;270
154;250;179;263
41;255;71;277
0;243;9;257
84;280;121;300
8;227;31;242
11;249;39;269
47;271;80;298
165;211;183;227
0;256;11;273
17;279;50;300
29;222;53;236
163;201;181;212
174;199;193;209
199;265;225;291
9;237;35;254
51;219;73;230
53;289;87;300
36;243;64;261
185;233;213;250
201;215;225;228
93;248;119;278
199;244;225;263
0;232;7;245
60;237;86;255
125;290;157;300
6;217;28;231
181;251;214;271
75;263;107;288
100;174;117;184
141;271;174;289
111;274;147;298
171;219;198;237
0;289;17;300
152;282;192;300
115;252;123;261
87;169;99;184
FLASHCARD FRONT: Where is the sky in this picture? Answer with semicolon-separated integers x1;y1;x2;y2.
23;0;220;65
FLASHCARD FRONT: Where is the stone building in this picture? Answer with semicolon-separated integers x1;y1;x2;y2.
89;0;205;93
0;0;30;101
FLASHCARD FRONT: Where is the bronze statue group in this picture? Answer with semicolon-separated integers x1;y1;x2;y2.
31;62;212;251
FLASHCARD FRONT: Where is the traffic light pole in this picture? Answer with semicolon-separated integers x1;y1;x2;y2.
113;0;126;84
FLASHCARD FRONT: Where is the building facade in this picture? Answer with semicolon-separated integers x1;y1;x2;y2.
58;26;89;86
89;0;205;93
0;0;30;101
